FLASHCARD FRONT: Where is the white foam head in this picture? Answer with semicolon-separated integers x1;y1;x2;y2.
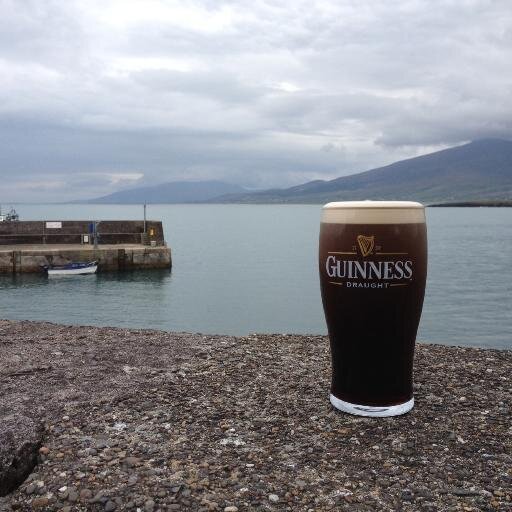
321;200;425;224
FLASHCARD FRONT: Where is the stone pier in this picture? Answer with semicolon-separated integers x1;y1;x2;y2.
0;244;171;273
0;220;172;273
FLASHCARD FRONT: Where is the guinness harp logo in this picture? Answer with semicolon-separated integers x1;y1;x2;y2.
357;235;374;257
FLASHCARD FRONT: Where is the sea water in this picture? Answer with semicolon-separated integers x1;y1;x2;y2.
0;204;510;349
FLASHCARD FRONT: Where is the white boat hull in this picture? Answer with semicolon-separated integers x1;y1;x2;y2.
47;265;98;276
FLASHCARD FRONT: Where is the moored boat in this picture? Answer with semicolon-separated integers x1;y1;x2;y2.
44;261;98;276
0;206;19;222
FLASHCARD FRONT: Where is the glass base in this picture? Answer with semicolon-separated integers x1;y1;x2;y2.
330;393;414;417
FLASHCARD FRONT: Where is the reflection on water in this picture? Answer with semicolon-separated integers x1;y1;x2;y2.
0;269;173;330
97;269;172;285
2;268;171;287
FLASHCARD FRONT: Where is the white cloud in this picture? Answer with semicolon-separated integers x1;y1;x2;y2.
0;0;511;201
96;0;237;34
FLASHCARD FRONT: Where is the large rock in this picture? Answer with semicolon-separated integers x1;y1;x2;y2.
0;415;42;496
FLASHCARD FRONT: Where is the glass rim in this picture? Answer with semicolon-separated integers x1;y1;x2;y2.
323;200;424;209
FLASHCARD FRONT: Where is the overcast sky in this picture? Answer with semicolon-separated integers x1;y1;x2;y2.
1;0;511;201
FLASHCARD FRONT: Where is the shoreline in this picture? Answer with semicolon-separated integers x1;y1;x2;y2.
0;317;508;352
427;201;512;207
0;320;510;511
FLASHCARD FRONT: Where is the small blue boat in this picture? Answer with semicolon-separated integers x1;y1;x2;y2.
44;261;98;276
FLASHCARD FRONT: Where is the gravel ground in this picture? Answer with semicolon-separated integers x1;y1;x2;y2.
0;319;510;511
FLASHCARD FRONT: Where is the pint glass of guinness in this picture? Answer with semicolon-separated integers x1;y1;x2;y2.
319;201;427;417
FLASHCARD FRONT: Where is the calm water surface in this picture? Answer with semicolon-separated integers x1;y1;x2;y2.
1;205;510;349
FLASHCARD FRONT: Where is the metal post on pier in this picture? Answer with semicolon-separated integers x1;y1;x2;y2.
93;221;99;249
143;202;147;234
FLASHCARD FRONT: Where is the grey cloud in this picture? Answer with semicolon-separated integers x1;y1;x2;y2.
130;69;268;104
0;0;511;201
0;1;87;68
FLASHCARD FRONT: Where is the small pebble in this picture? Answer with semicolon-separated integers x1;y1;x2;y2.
25;484;36;495
80;489;93;501
90;491;105;503
31;497;49;508
105;500;117;511
67;490;78;502
123;456;141;467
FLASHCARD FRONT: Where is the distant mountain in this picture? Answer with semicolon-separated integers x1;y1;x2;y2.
209;139;512;204
82;140;512;204
85;180;248;204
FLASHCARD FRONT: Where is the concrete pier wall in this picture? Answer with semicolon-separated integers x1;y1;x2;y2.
0;245;171;274
0;220;165;246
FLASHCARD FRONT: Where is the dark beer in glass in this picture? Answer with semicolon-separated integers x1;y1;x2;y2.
319;201;427;417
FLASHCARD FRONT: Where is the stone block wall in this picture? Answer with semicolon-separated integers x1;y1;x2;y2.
0;221;165;246
0;246;171;273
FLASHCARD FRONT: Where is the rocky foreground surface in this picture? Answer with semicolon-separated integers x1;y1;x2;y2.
0;320;510;511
